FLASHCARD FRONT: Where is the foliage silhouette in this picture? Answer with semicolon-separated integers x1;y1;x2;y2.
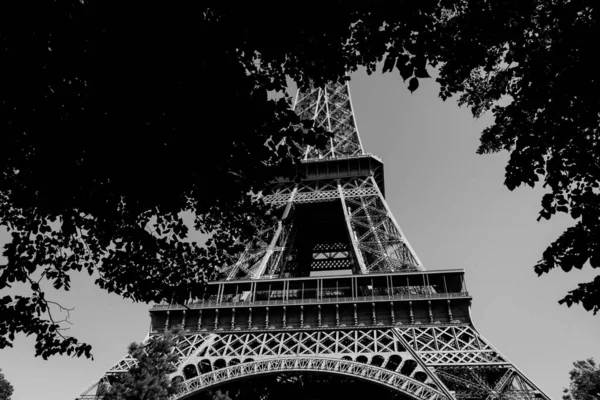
0;368;13;400
100;329;182;400
562;358;600;400
1;0;599;360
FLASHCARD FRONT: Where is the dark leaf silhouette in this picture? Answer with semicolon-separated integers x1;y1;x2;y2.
0;368;13;400
562;358;600;400
101;329;182;400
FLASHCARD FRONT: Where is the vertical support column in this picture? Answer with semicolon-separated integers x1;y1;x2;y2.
230;309;235;330
165;311;170;332
369;176;424;269
317;305;322;327
372;302;377;325
265;307;270;329
360;195;387;270
216;284;223;305
338;181;368;274
214;309;219;330
443;275;449;295
248;308;252;329
267;283;272;305
317;279;322;302
321;85;336;158
300;306;304;328
390;302;395;324
197;310;203;331
283;306;287;328
409;301;414;324
295;86;325;160
181;310;186;329
353;303;358;326
461;273;468;294
254;187;298;278
317;304;322;328
428;300;434;323
447;300;453;322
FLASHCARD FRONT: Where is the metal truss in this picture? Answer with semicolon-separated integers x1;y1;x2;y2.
395;326;508;366
221;176;423;280
342;176;423;272
294;80;364;160
78;326;547;400
436;366;543;400
173;357;448;400
263;177;378;205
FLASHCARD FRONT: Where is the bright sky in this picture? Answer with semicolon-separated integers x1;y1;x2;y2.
1;69;598;400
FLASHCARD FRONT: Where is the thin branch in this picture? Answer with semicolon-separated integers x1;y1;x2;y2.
25;275;76;340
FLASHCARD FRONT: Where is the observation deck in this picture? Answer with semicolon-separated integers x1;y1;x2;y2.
150;270;472;333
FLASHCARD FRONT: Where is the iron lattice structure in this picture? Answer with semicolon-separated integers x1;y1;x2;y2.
77;80;550;400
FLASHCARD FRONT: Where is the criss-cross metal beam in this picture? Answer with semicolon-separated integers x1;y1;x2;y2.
172;357;448;400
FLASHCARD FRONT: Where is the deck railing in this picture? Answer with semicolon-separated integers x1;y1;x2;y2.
151;291;470;311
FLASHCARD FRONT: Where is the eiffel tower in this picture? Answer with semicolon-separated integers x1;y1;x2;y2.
77;81;551;400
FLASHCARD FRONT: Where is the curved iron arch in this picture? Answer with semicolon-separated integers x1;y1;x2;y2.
172;357;449;400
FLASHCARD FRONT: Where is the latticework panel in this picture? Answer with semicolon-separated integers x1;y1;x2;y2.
78;325;549;400
263;177;379;205
173;357;448;400
223;175;422;280
294;81;364;160
168;328;450;399
342;177;422;273
436;366;545;400
396;326;548;400
78;328;451;399
395;326;507;366
218;225;277;280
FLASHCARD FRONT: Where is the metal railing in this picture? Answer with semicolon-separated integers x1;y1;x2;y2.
151;291;470;311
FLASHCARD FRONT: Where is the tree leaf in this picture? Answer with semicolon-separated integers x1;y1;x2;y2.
408;77;419;93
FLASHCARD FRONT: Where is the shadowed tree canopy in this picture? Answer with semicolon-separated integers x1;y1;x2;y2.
0;368;13;400
1;0;599;359
100;329;181;400
562;358;600;400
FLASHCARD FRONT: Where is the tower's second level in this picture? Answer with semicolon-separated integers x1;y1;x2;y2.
150;269;472;334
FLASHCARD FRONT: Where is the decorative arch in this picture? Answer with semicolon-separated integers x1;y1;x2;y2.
172;357;449;400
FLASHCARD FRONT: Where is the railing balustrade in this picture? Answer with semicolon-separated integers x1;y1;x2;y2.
151;291;470;311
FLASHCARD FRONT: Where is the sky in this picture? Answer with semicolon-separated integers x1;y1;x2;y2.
0;68;599;400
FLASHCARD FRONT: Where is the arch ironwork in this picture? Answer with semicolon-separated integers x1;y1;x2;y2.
172;357;449;400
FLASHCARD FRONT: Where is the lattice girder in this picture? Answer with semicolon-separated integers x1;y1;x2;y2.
224;175;423;280
294;81;364;160
78;328;452;399
82;325;548;400
396;326;508;366
173;357;448;400
165;327;453;399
